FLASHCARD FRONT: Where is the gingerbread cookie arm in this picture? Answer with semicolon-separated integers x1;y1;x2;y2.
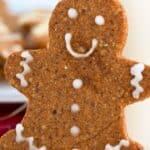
140;65;150;99
117;57;150;105
4;49;47;96
5;51;33;95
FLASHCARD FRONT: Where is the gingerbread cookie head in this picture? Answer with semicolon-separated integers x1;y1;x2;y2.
49;0;127;58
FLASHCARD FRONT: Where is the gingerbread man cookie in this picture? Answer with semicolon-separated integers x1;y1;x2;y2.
0;0;150;149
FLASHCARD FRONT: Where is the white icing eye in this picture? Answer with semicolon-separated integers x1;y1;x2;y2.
68;8;78;19
95;15;105;25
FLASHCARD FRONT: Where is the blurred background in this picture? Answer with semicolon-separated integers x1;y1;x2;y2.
5;0;58;12
0;0;150;149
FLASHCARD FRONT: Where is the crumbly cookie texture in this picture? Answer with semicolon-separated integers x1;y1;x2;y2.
0;0;150;149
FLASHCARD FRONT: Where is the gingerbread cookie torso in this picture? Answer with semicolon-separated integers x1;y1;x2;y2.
0;0;150;149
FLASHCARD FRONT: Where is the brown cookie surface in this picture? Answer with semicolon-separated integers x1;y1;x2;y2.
0;0;150;149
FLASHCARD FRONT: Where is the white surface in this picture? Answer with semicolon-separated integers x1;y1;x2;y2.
0;82;27;103
120;0;150;149
0;0;150;148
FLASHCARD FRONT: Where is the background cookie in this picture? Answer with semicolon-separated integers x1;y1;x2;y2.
0;30;24;80
0;0;18;31
0;60;4;79
27;18;49;48
18;9;51;48
0;0;150;149
0;33;24;59
0;4;51;79
0;0;23;79
0;20;10;78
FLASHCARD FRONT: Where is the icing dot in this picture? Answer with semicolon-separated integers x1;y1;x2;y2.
95;16;105;25
64;66;68;70
68;8;78;19
72;79;83;89
70;126;80;137
71;104;80;113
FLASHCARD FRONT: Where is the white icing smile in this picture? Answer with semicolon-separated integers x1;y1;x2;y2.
65;33;98;58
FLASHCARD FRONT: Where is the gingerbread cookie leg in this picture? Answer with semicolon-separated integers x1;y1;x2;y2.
100;115;143;150
74;114;142;150
0;130;26;150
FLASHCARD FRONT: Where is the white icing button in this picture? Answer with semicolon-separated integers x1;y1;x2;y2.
70;126;80;137
72;79;83;89
71;104;80;113
64;66;68;70
95;15;105;25
68;8;78;19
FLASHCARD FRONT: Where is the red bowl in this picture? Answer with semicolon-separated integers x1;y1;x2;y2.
0;103;25;137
